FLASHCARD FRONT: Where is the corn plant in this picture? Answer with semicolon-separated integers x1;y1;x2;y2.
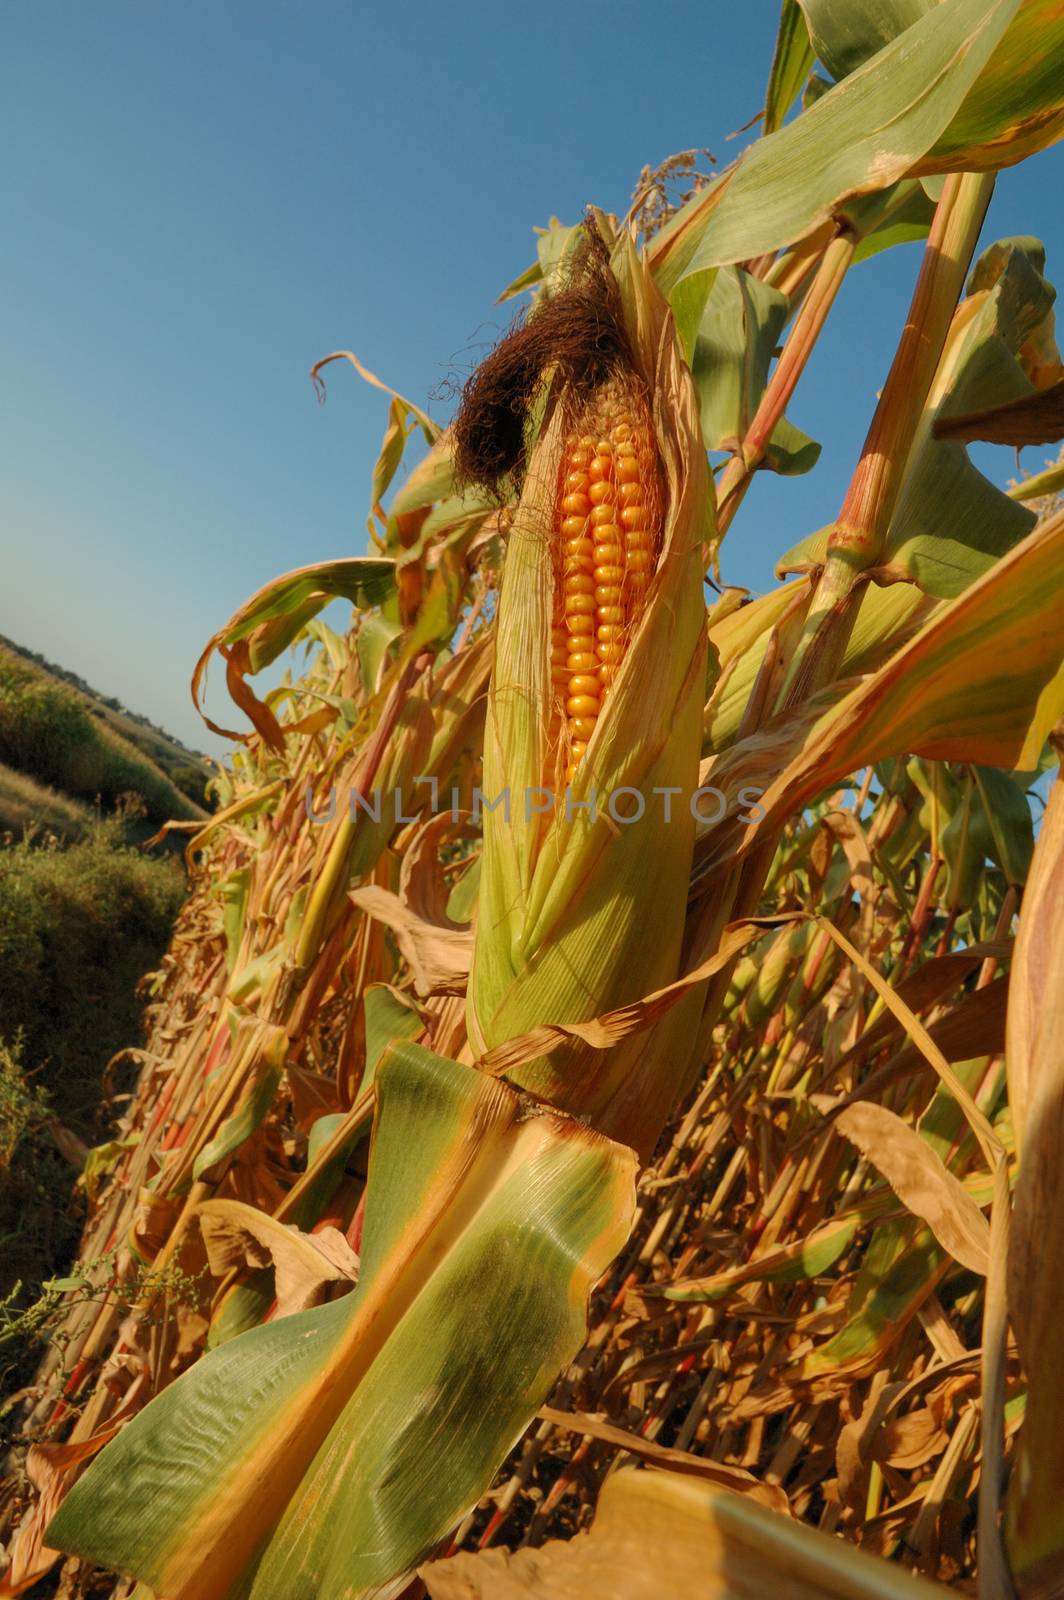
4;3;1064;1598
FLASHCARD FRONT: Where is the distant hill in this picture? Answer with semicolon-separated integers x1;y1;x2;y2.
0;632;209;768
0;638;212;838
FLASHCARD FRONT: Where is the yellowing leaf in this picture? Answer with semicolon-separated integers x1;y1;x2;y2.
713;509;1064;876
1006;750;1064;1589
46;1045;636;1600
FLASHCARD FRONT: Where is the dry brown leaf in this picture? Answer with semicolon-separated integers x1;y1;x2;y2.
815;918;1002;1171
836;1372;896;1510
834;1103;990;1275
398;811;479;928
832;1100;992;1273
876;1409;949;1472
196;1198;359;1318
537;1405;788;1514
348;884;473;996
828;942;1012;1077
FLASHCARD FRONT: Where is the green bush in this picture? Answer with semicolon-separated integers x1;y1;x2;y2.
0;1032;79;1303
0;827;183;1111
169;761;214;809
0;761;94;842
0;829;182;1387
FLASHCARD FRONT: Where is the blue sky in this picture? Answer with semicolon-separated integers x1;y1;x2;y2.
3;3;1063;755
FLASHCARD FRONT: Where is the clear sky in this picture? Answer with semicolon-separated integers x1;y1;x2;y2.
3;3;1063;755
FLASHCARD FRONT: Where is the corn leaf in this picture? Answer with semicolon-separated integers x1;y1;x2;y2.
191;558;396;746
46;1042;636;1600
649;0;1020;291
933;372;1064;446
919;0;1064;174
691;266;820;473
799;0;940;80
765;0;815;134
834;1102;990;1274
715;509;1064;872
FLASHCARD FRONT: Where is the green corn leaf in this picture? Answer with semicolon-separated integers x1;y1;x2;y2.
800;1220;946;1379
972;764;1035;886
201;559;396;669
764;0;815;134
496;216;585;304
691;266;820;473
660;1210;864;1304
649;0;1021;292
190;1024;289;1186
799;0;938;81
47;1042;636;1600
388;431;456;517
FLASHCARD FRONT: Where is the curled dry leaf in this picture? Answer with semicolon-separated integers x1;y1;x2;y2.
197;1197;360;1319
833;1103;990;1276
348;884;474;996
0;1389;145;1598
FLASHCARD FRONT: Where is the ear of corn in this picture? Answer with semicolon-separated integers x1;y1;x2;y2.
468;226;714;1156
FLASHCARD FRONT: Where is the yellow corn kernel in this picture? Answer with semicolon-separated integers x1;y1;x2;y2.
555;398;662;777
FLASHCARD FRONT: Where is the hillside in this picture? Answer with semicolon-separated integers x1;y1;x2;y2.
0;639;212;838
0;633;208;773
0;642;204;1337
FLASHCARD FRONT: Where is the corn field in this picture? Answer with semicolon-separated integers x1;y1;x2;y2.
4;3;1064;1597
